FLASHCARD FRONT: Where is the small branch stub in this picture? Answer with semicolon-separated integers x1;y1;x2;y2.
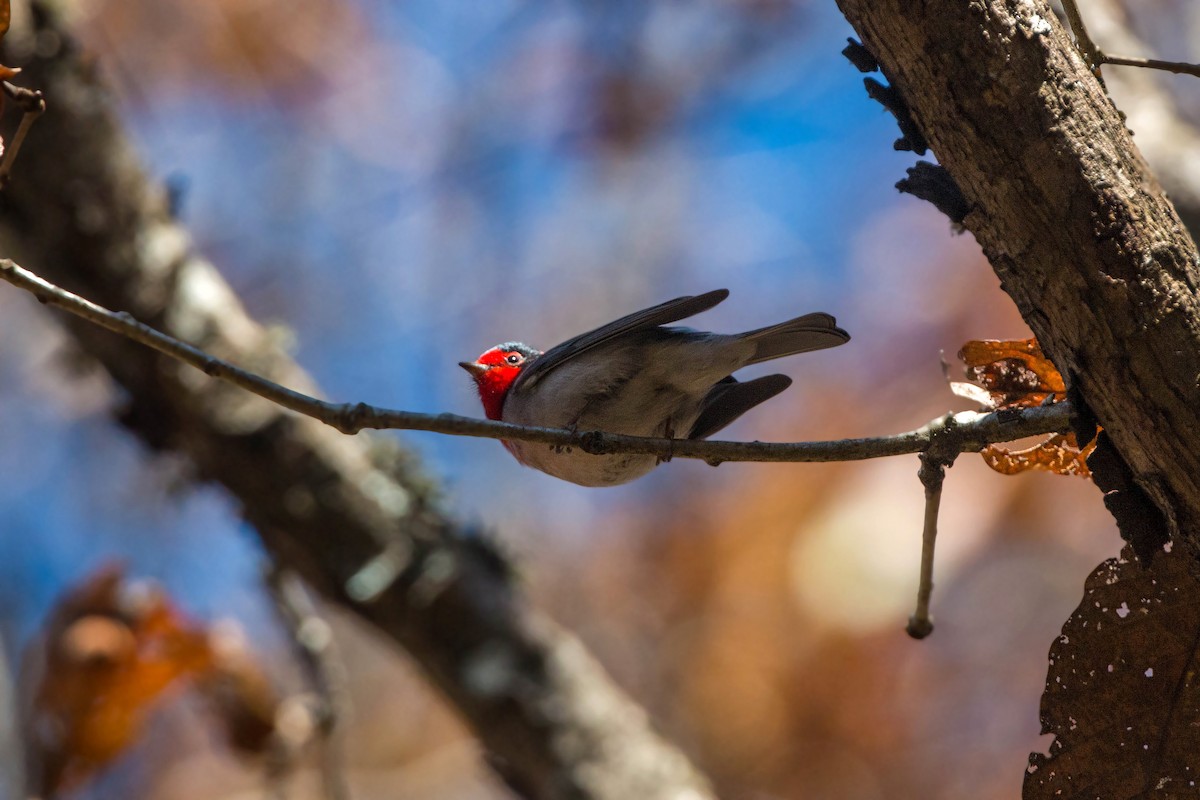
896;161;970;225
0;81;46;188
863;77;928;155
907;419;959;639
842;37;879;73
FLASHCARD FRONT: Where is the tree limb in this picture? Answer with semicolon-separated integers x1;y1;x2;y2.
0;6;715;798
0;258;1073;465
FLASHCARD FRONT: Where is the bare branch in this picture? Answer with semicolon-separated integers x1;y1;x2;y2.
907;439;956;640
1060;0;1200;79
0;257;1074;466
265;568;351;800
1101;54;1200;79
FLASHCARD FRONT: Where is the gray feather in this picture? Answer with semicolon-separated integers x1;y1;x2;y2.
514;289;730;391
741;312;850;364
687;374;793;440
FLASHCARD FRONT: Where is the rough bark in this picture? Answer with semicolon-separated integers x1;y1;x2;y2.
0;6;714;800
835;0;1200;538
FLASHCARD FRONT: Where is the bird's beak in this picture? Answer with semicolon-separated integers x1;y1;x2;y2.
459;361;488;378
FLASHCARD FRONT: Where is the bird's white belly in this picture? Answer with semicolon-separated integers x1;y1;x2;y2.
503;378;689;486
500;336;750;486
505;442;658;487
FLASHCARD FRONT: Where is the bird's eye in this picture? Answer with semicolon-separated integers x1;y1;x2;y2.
505;353;523;365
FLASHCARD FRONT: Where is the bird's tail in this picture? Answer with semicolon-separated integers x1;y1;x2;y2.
740;312;850;364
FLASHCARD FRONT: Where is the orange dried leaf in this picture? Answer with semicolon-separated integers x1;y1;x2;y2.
26;566;218;796
954;338;1097;478
957;338;1066;409
980;434;1096;478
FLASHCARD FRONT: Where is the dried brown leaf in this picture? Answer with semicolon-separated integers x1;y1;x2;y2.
0;0;16;82
980;434;1096;478
24;566;276;795
957;338;1066;409
1026;542;1200;798
954;338;1093;477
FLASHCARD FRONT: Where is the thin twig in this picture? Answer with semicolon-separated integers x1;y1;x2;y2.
266;568;352;800
1101;54;1200;79
907;448;953;639
0;82;45;188
1059;0;1200;80
0;258;1074;464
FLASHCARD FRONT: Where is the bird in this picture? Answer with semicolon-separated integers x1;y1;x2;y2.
460;289;849;486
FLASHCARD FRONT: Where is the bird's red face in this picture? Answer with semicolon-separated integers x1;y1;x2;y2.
459;344;538;420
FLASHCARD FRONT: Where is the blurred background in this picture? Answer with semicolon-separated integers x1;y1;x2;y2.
3;0;1196;797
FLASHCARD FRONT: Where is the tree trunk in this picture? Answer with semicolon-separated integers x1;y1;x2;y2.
836;0;1200;539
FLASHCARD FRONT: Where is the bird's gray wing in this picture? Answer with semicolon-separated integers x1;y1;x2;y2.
513;289;730;391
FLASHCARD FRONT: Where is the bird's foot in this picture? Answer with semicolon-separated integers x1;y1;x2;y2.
552;421;579;454
656;420;676;465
